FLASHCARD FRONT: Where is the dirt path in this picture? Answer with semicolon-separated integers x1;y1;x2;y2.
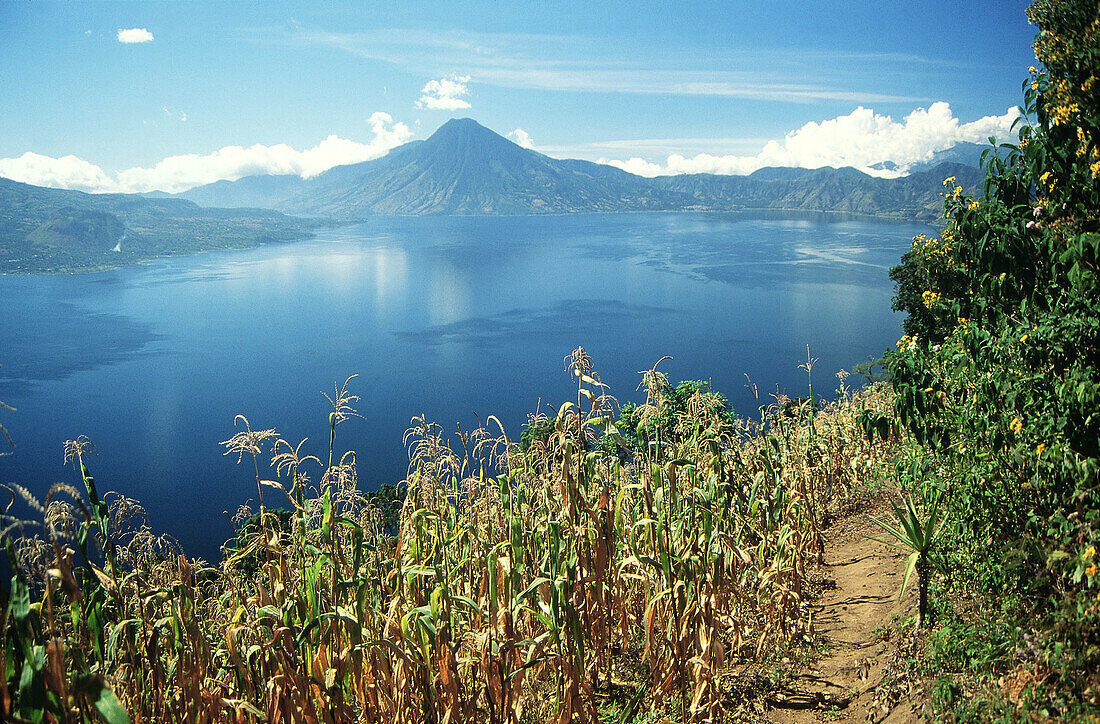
765;508;924;723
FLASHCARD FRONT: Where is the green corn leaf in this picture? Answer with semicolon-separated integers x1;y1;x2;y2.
256;605;282;620
429;586;443;619
107;619;140;661
514;576;551;604
449;595;483;615
86;677;131;724
321;487;333;539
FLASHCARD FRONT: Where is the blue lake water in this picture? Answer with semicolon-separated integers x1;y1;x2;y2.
0;212;930;560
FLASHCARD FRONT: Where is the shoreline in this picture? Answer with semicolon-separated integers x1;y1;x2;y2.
0;208;935;276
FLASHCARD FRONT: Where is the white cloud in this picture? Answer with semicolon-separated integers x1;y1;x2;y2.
0;112;413;194
117;28;154;44
604;157;665;177
507;128;534;149
600;102;1019;178
0;153;116;193
417;74;471;110
179;112;187;122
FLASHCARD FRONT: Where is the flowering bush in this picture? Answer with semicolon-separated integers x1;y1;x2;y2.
887;0;1100;716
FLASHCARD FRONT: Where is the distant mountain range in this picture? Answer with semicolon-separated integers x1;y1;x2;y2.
179;118;984;221
0;178;317;273
1;118;988;272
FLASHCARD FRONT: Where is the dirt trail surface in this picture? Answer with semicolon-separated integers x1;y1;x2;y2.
766;507;924;723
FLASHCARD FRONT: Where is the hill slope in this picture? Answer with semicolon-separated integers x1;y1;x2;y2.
0;178;317;273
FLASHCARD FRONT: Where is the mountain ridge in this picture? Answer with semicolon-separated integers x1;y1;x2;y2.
177;118;983;220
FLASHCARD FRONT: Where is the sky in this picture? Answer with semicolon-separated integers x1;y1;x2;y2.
0;1;1038;193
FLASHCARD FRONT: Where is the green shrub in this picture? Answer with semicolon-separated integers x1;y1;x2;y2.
887;0;1100;716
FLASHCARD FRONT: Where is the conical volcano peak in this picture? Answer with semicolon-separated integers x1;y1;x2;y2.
429;117;493;137
423;118;519;149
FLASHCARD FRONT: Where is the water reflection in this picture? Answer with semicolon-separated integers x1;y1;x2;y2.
372;246;408;309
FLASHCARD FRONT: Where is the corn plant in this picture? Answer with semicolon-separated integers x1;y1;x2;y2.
0;353;900;723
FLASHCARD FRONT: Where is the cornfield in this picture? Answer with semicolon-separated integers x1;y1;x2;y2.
0;350;896;723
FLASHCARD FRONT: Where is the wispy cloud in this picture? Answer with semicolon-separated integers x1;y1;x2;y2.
417;74;472;110
599;102;1019;178
464;68;918;104
0;112;412;193
162;106;188;123
117;28;154;44
276;28;927;105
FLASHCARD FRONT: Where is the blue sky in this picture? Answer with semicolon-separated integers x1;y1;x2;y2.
0;1;1037;192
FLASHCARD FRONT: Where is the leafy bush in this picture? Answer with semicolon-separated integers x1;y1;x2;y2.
887;0;1100;716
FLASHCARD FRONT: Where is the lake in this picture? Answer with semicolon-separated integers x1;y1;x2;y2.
0;212;930;560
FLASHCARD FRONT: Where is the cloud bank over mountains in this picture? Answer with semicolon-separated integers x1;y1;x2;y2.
601;103;1018;178
0;113;412;194
0;103;1017;194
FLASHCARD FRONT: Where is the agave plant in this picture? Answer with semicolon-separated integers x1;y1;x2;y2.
870;489;947;629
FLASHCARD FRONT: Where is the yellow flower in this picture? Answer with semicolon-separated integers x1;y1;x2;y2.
968;200;979;211
1091;159;1100;178
1020;334;1029;343
1028;65;1037;73
1088;563;1099;578
1085;545;1096;561
1049;103;1079;126
1010;417;1023;434
943;176;957;187
1036;443;1046;456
